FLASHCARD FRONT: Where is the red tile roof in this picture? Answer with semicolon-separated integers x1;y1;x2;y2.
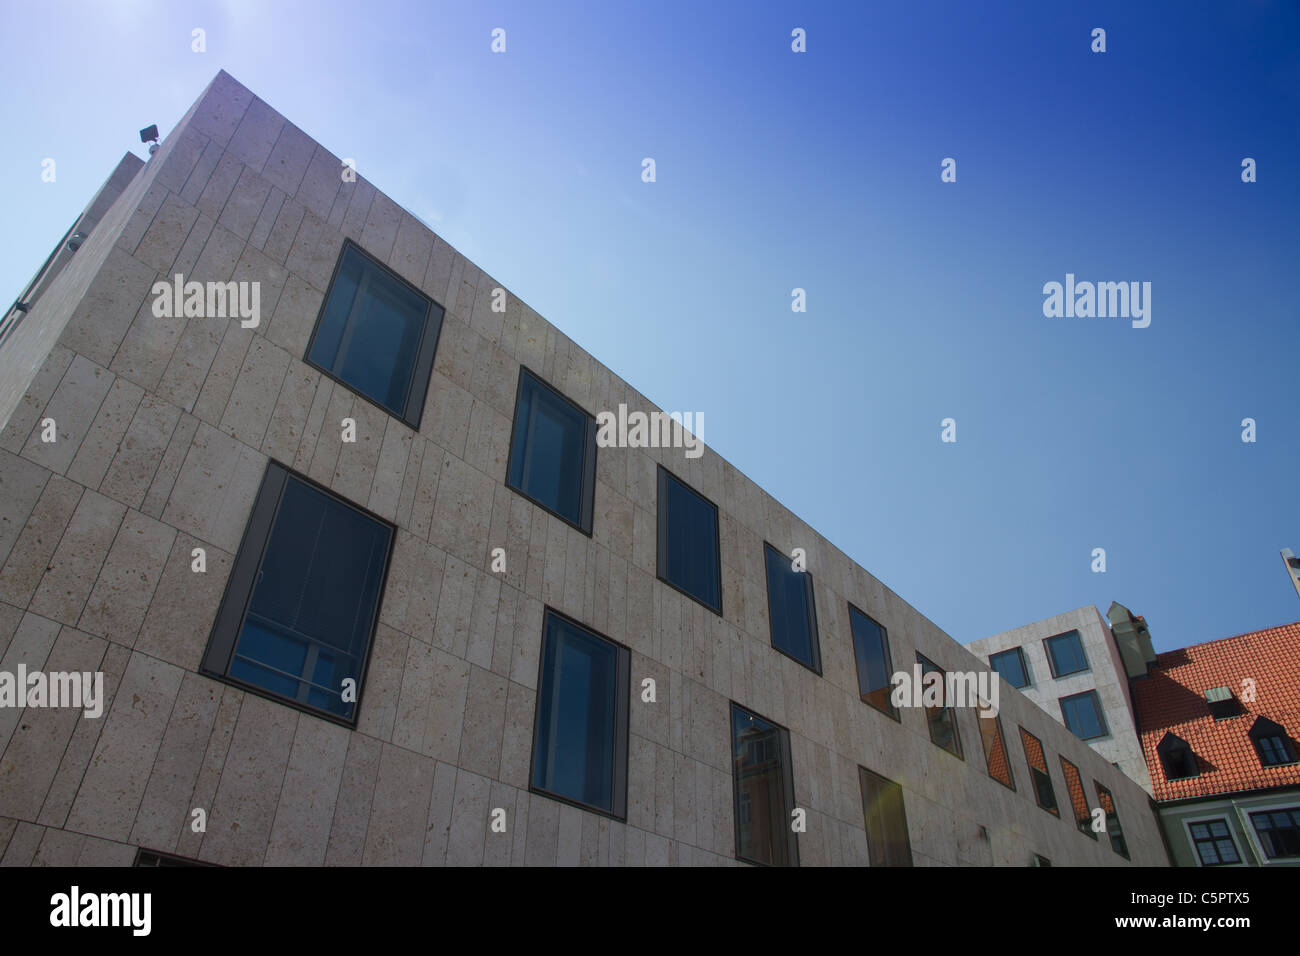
1134;621;1300;802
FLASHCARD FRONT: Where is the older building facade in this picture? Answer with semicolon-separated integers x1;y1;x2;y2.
0;71;1166;866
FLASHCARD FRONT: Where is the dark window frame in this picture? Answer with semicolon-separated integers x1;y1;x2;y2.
304;238;444;430
504;366;598;536
1042;629;1089;679
730;701;800;867
200;460;395;729
527;607;631;821
1248;716;1298;768
1019;726;1060;816
917;652;964;759
1094;781;1130;859
847;603;899;721
1248;807;1300;860
1189;818;1242;866
989;647;1030;688
1059;690;1110;740
1059;756;1096;839
655;464;723;615
858;765;913;867
762;541;822;675
978;707;1016;791
133;848;217;867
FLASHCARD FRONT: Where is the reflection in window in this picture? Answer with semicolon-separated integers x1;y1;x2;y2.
979;708;1015;790
1249;807;1300;860
1059;756;1095;839
1060;690;1108;740
202;463;392;723
731;704;798;866
1095;782;1129;858
656;467;721;613
918;654;962;758
989;647;1030;688
306;241;443;427
531;610;629;817
858;766;912;867
1248;717;1297;768
506;369;596;533
763;543;821;673
1020;727;1059;816
1043;630;1088;678
849;605;896;718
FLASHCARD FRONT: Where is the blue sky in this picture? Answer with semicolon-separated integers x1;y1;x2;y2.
2;0;1296;652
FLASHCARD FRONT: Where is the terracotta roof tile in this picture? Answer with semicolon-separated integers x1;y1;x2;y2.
1134;621;1300;802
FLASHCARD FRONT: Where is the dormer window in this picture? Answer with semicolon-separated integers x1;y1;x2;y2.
1157;732;1199;780
1204;685;1243;720
1249;716;1298;768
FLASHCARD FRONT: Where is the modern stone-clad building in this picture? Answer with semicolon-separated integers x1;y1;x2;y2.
967;604;1153;794
0;71;1167;867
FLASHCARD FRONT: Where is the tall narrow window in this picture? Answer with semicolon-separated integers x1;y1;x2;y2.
978;708;1015;790
506;368;597;533
858;767;912;867
1095;782;1129;858
918;653;962;758
848;604;896;719
306;240;443;428
530;609;629;818
656;466;721;613
731;703;798;866
1060;690;1109;740
1043;629;1089;678
1189;819;1241;866
1019;727;1059;815
202;462;393;724
989;647;1030;688
1059;757;1094;839
763;543;821;673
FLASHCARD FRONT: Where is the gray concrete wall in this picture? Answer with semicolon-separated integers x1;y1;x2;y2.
0;70;1166;866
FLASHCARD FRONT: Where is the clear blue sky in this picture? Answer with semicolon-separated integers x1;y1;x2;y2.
2;0;1296;653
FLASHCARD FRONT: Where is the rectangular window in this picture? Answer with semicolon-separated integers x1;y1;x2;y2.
1060;690;1109;740
763;543;821;673
1095;782;1129;858
1059;757;1095;838
202;462;393;724
1189;819;1241;866
1019;727;1059;816
848;604;897;719
506;368;597;533
530;609;629;818
978;708;1015;790
306;240;443;428
918;653;962;758
1249;807;1300;860
656;466;721;614
1043;629;1089;678
731;703;798;866
989;647;1030;688
858;767;912;867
